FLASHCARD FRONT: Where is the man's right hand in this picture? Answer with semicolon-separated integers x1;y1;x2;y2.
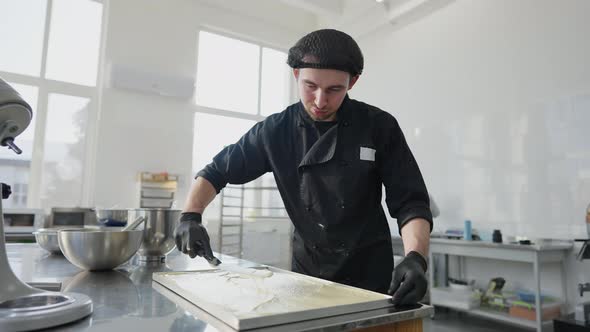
174;212;216;260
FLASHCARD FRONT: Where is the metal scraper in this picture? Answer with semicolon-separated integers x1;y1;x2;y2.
205;255;273;278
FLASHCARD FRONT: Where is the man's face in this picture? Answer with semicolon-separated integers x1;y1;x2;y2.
294;68;359;122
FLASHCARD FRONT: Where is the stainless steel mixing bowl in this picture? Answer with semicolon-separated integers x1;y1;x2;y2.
58;228;143;271
127;209;180;263
33;228;62;254
94;208;130;227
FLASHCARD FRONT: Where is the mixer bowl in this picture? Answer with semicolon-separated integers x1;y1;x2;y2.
33;226;100;254
128;209;180;263
94;208;130;227
58;228;143;271
33;228;62;254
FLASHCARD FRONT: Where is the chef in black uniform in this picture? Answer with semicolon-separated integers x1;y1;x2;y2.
175;29;433;306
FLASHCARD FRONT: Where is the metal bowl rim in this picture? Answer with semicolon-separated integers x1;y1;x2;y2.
58;228;143;234
127;208;182;212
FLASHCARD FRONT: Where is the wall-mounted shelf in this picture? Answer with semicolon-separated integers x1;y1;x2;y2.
137;172;178;208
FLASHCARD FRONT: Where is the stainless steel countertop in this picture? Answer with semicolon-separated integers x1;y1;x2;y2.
7;244;433;331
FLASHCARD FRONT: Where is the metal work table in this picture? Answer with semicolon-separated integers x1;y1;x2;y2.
7;244;433;331
392;237;573;332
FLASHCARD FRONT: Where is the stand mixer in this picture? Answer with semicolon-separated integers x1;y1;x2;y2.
0;78;93;331
575;239;590;323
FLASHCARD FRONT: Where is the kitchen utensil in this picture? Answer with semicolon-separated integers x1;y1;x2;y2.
205;255;273;278
58;227;143;270
464;220;472;240
122;216;145;231
94;208;129;227
33;228;62;254
128;209;180;263
0;78;92;331
492;229;503;243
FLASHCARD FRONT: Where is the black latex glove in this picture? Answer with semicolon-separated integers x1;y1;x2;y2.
173;212;216;261
388;251;428;306
1;183;11;199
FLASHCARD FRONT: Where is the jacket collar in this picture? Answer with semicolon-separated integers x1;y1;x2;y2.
297;95;353;167
296;94;353;128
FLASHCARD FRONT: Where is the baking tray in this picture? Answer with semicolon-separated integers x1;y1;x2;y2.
153;266;393;330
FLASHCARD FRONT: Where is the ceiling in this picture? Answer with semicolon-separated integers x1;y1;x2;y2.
280;0;456;38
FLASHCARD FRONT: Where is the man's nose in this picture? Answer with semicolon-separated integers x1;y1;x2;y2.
314;90;328;109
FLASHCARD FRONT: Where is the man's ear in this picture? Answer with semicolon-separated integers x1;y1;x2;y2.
348;75;360;90
293;68;300;80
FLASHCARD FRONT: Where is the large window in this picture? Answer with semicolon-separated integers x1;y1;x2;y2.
195;30;292;117
0;0;48;76
0;0;104;209
40;94;90;208
193;30;293;227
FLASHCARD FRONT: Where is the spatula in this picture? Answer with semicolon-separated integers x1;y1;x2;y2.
205;255;273;278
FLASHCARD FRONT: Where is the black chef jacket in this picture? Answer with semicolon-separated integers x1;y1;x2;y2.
197;95;433;294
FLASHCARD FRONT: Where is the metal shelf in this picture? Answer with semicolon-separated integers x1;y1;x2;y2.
218;183;289;260
431;293;553;329
421;237;572;332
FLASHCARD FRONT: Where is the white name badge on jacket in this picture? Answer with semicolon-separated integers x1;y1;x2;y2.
360;147;376;161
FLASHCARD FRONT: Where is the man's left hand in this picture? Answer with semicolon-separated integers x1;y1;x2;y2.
388;251;428;306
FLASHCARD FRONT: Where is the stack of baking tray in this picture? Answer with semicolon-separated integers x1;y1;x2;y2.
153;266;393;330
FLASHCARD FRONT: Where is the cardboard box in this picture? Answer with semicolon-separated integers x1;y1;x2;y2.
509;302;561;321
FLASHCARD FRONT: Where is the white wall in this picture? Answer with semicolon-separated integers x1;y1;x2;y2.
92;0;316;208
344;0;590;311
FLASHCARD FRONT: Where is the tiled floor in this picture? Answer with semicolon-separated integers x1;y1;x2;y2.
424;308;537;332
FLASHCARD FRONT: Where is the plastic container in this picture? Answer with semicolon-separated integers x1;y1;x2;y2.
492;229;503;243
515;290;547;303
509;299;562;321
431;287;481;310
449;282;473;291
464;220;472;241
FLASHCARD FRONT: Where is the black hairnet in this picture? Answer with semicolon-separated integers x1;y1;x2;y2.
287;29;363;76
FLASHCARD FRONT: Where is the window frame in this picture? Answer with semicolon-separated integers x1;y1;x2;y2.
0;0;107;209
195;28;296;123
193;28;295;221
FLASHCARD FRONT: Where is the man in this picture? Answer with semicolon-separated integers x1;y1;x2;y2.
174;29;432;306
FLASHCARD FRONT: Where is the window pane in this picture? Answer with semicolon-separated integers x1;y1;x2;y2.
45;0;102;86
192;113;255;173
192;113;256;235
40;93;89;208
195;31;260;114
260;48;291;116
0;0;47;76
0;83;38;208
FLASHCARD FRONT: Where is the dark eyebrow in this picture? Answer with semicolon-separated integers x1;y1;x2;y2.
302;79;346;90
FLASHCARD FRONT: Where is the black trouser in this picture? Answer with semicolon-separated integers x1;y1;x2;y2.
292;239;394;294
